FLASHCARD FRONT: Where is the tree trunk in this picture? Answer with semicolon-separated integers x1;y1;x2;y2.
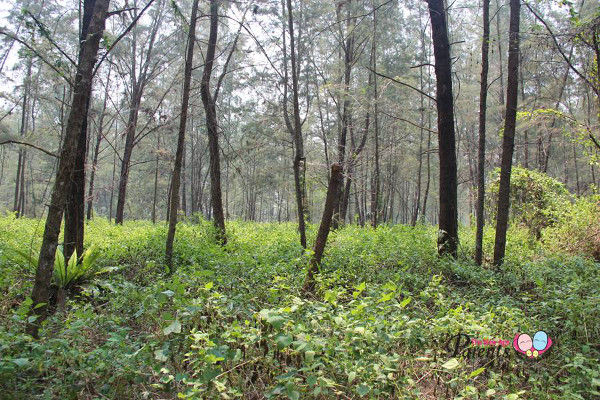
165;0;199;273
65;0;99;260
64;97;89;260
303;163;343;294
201;0;226;244
86;71;111;221
115;92;140;224
427;0;459;257
334;0;355;228
493;0;520;266
13;56;32;217
282;0;308;248
28;0;110;338
475;0;490;266
370;2;380;228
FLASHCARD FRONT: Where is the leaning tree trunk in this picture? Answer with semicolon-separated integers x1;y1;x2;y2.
475;0;490;266
201;0;226;244
427;0;459;257
303;163;343;294
28;0;110;338
493;0;521;266
165;0;199;273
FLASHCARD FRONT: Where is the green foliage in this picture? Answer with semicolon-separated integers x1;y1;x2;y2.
486;167;572;237
544;195;600;260
0;217;598;399
53;246;102;289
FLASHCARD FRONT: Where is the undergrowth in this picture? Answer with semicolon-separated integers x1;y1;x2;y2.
0;215;598;399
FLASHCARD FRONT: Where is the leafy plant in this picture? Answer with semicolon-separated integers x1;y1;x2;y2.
486;167;572;238
53;246;101;289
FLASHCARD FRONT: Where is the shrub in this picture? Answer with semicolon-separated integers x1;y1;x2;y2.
544;195;600;260
486;167;572;238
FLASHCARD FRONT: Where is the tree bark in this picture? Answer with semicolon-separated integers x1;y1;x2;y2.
282;0;308;248
65;0;99;260
333;0;355;228
493;0;520;266
28;0;110;338
165;0;199;272
427;0;459;257
201;0;226;244
475;0;490;266
303;163;343;294
370;2;380;228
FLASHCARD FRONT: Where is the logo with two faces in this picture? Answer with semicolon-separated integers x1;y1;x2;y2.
513;331;552;358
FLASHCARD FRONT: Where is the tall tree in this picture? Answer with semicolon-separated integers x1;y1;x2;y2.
282;0;308;248
475;0;490;266
201;0;226;244
493;0;521;266
115;0;165;224
334;0;355;227
427;0;458;257
86;64;112;220
165;0;199;273
64;0;97;260
27;0;110;337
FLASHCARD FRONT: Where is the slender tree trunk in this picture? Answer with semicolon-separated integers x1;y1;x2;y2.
165;0;199;272
493;0;520;266
495;0;505;105
86;67;113;221
201;0;226;244
334;0;355;228
108;121;117;222
475;0;490;266
86;68;112;220
303;163;343;294
28;0;110;338
152;132;160;223
13;57;32;217
282;0;308;247
427;0;459;257
115;92;140;224
371;3;380;228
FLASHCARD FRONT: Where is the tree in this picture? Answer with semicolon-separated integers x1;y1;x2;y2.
303;163;343;293
114;0;166;224
427;0;458;257
64;0;97;260
493;0;521;266
201;0;226;244
165;0;199;273
27;0;110;338
282;0;308;248
475;0;490;265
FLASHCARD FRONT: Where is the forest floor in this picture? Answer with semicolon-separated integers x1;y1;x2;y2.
0;216;598;399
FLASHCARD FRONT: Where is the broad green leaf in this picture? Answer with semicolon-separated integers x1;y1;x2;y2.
348;371;356;384
163;320;182;335
275;333;293;349
356;384;370;396
442;358;460;370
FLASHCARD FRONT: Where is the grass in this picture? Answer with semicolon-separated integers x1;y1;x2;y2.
0;214;598;399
